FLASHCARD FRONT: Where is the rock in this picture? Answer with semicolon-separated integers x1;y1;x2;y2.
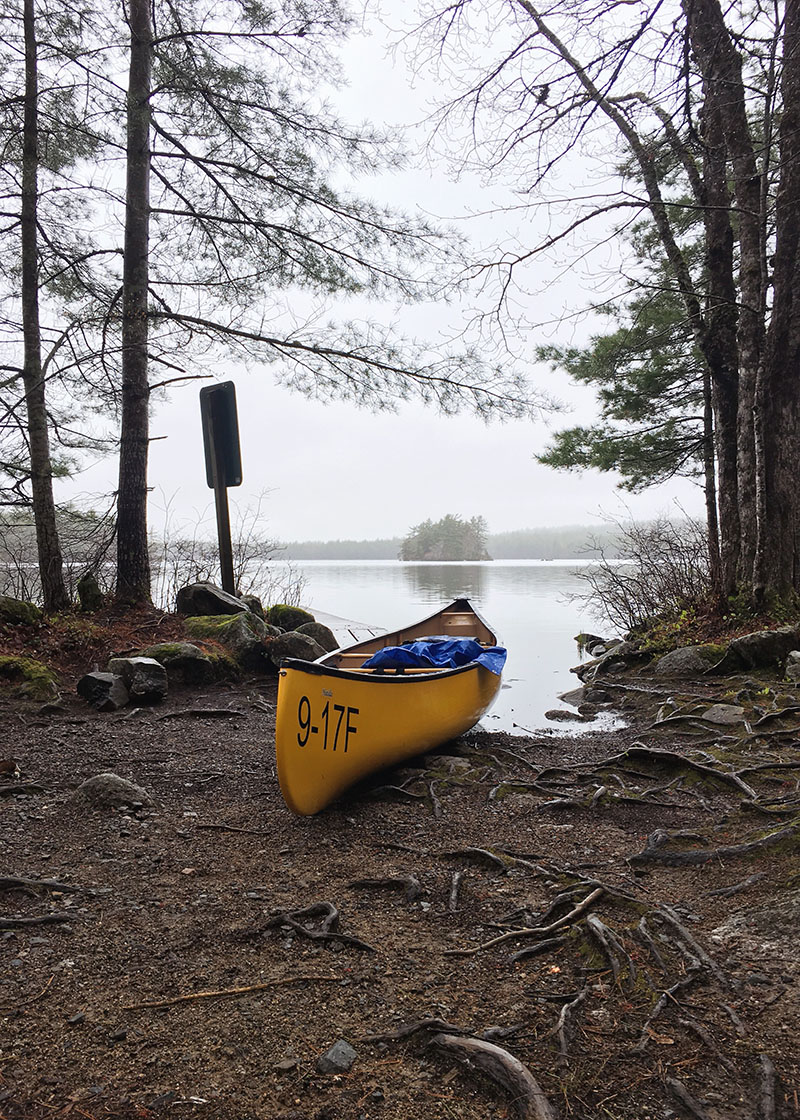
76;572;104;612
77;672;130;711
139;642;215;686
265;632;327;667
72;772;153;809
295;621;339;652
316;1039;357;1074
106;657;168;703
700;703;746;725
711;625;800;673
574;632;608;652
0;655;59;701
652;645;725;677
0;596;42;626
184;612;275;671
176;582;249;617
580;640;649;679
787;662;800;683
240;594;265;618
545;708;592;723
266;604;315;631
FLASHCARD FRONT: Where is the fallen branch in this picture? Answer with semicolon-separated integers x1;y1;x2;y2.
429;1033;557;1120
123;973;339;1010
444;888;604;957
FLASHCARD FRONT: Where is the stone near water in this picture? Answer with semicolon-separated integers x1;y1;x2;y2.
139;642;214;686
107;657;168;703
265;632;327;668
700;703;746;725
653;646;725;678
77;672;130;712
266;604;315;631
176;582;248;617
295;621;338;652
316;1039;357;1074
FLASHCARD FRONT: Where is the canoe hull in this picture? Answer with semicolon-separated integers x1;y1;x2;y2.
276;659;501;815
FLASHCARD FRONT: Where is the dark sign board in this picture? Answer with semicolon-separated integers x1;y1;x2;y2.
200;381;242;489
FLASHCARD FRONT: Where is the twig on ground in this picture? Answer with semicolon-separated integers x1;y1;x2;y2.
123;974;340;1010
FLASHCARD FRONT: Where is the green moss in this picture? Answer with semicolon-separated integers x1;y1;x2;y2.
0;596;42;626
0;655;59;700
266;603;315;630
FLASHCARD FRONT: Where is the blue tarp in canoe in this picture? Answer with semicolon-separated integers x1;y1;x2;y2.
361;638;507;676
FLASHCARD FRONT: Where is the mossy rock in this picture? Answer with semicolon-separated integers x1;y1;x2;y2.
0;655;59;700
266;604;315;631
183;613;277;672
295;621;338;652
139;642;220;686
0;596;42;626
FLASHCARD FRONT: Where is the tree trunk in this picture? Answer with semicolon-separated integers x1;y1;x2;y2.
699;87;740;597
760;0;800;598
21;0;69;612
116;0;153;604
683;0;766;595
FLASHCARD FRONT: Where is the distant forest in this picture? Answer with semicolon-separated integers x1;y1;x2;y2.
281;525;624;560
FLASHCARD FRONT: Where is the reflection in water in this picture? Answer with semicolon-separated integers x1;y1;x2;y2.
401;562;486;602
286;560;615;735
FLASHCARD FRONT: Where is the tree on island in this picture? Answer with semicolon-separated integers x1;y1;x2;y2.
400;515;491;561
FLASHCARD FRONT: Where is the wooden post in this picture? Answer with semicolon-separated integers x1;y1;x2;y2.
199;382;242;596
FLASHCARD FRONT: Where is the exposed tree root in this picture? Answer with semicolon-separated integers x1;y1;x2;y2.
440;847;509;873
448;869;465;912
586;914;636;986
654;905;731;988
634;971;702;1052
0;877;78;894
361;1017;467;1043
0;913;72;929
428;1033;557;1120
704;872;766;898
264;901;376;952
349;876;423;903
758;1054;777;1120
551;987;588;1062
444;888;604;957
630;819;800;868
509;935;568;962
665;1076;712;1120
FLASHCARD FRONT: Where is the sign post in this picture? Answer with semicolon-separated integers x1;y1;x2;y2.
199;382;242;595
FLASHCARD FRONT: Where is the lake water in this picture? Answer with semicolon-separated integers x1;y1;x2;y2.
276;560;614;735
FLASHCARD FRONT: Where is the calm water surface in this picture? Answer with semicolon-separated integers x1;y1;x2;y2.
278;560;613;735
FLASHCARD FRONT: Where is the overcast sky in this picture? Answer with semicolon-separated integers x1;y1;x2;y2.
57;2;706;544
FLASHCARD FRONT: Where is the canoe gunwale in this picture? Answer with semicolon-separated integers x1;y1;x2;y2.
278;656;483;683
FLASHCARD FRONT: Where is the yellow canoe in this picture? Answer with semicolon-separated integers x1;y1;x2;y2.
275;598;503;815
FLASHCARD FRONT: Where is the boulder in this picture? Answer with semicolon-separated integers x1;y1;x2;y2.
0;596;42;626
0;655;59;701
107;656;168;702
266;603;315;631
139;642;215;685
265;631;327;667
76;572;104;612
296;621;338;652
711;625;800;674
699;703;746;725
184;612;276;671
77;671;130;711
240;594;265;619
176;582;248;617
72;772;153;809
652;645;725;678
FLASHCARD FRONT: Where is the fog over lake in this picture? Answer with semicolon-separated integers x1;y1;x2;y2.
279;559;616;735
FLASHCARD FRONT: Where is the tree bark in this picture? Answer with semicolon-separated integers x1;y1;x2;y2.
699;88;740;597
21;0;69;612
683;0;766;594
760;0;800;597
117;0;153;604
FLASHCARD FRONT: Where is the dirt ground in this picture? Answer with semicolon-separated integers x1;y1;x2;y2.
1;618;799;1120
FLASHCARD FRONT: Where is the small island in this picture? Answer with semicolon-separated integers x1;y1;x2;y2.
399;514;491;561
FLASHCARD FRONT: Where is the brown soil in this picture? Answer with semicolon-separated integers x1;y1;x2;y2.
1;613;799;1120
